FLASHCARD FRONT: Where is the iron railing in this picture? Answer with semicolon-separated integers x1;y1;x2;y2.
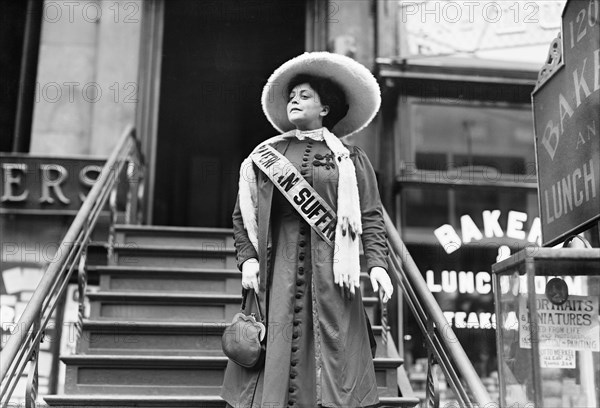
0;126;144;407
383;210;495;408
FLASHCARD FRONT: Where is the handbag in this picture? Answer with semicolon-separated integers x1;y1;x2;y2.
221;288;266;369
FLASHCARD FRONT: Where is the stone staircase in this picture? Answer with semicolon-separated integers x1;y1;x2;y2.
44;225;420;407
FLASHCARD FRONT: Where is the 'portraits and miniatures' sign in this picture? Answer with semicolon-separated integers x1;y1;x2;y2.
532;0;600;246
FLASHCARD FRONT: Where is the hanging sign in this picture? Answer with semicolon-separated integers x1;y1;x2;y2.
532;0;600;246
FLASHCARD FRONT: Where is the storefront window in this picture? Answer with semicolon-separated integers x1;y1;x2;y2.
401;186;539;247
397;99;540;403
410;103;535;176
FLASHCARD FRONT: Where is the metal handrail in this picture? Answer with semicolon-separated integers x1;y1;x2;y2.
383;209;495;407
0;126;143;407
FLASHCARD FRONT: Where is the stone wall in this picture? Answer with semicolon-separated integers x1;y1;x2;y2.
30;0;142;156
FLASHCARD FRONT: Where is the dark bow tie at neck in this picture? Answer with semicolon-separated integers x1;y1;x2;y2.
295;128;325;141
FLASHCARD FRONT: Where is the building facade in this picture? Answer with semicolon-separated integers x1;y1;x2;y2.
1;0;567;398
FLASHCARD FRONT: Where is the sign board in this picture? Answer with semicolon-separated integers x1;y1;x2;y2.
519;295;600;352
399;0;565;64
532;0;600;246
539;348;576;368
0;155;106;214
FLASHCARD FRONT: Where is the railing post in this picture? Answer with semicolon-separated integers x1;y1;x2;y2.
125;155;144;225
425;318;440;408
426;352;440;408
25;313;41;408
108;180;119;263
75;249;88;347
125;129;145;225
47;289;66;395
379;291;388;348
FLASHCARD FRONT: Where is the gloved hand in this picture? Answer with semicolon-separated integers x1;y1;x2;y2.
241;258;260;291
369;266;393;303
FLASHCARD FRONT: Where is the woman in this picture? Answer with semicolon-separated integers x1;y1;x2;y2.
221;52;394;408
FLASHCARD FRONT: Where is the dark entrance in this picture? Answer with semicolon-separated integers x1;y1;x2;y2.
0;1;42;153
154;0;306;227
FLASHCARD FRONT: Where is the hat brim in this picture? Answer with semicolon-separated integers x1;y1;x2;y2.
261;52;381;138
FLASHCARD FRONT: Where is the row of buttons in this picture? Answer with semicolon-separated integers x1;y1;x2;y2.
288;141;314;406
288;139;310;405
300;142;312;174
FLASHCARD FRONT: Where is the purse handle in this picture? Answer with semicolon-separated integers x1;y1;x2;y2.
241;288;264;322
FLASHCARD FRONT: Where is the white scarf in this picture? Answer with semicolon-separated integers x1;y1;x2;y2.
238;127;362;289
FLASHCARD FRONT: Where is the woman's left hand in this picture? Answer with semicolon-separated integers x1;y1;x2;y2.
369;267;393;303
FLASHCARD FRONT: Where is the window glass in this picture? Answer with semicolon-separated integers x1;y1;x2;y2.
401;186;539;247
411;103;535;175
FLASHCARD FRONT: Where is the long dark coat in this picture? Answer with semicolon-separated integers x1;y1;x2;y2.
221;138;388;408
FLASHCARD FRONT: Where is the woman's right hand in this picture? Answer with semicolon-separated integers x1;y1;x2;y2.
241;258;260;291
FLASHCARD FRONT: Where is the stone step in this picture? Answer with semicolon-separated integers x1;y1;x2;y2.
79;321;228;356
93;266;242;295
61;356;226;396
44;395;421;407
87;292;242;323
92;265;378;297
110;244;372;270
111;245;238;269
79;320;390;358
113;226;374;271
60;355;404;397
87;291;380;324
114;225;235;248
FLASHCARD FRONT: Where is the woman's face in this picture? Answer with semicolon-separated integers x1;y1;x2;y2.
287;83;329;130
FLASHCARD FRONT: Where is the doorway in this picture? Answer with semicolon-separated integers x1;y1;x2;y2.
153;0;306;227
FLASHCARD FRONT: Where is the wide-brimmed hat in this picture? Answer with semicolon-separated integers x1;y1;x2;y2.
261;52;381;137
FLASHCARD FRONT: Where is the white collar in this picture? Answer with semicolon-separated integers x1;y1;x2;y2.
294;127;325;141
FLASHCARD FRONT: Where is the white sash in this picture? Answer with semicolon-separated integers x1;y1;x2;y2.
250;144;336;247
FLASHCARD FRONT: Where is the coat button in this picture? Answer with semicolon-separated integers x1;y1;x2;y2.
291;360;298;366
292;346;298;352
296;280;304;286
289;387;295;393
292;332;299;339
294;306;302;313
290;371;297;378
302;157;308;162
298;267;304;272
299;241;305;247
293;320;300;326
295;293;302;299
301;163;308;167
